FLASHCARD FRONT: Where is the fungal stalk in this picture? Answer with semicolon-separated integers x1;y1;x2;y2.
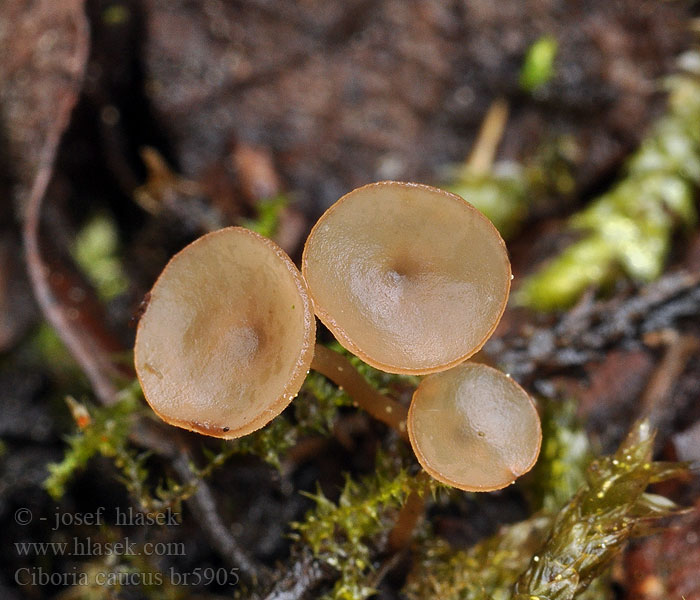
310;343;409;438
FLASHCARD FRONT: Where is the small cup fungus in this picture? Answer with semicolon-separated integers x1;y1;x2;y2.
134;227;315;439
302;181;511;375
407;362;542;492
133;182;541;495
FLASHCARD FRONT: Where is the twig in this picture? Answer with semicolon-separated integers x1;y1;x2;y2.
641;329;699;430
173;453;269;583
367;550;405;593
493;270;700;382
258;551;330;600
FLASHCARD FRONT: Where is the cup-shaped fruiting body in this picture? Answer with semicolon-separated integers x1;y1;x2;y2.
302;181;511;375
134;227;315;439
407;363;541;491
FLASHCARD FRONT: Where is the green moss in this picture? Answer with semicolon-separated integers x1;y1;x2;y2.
292;453;430;600
520;35;558;93
521;399;591;514
298;370;356;431
45;366;356;513
518;62;700;311
445;137;577;240
514;421;687;599
405;514;554;600
447;172;528;239
231;371;355;469
404;420;688;600
242;194;288;239
45;387;142;500
328;340;420;395
72;214;129;301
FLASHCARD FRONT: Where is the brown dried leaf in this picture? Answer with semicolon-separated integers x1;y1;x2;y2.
1;0;122;404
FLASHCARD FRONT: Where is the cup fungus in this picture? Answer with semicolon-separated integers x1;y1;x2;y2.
134;226;315;439
302;181;511;375
407;362;542;492
133;182;540;495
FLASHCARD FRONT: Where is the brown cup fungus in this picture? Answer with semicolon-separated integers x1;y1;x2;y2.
134;227;315;439
407;363;541;492
302;181;511;375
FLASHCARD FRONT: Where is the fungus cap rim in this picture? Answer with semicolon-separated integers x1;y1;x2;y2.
301;181;511;375
407;362;542;492
134;226;316;439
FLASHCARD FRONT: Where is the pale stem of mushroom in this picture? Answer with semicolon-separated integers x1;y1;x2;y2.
311;343;409;440
387;471;430;552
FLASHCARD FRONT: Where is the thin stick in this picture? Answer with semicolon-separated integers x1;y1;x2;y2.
173;453;268;583
641;329;699;428
466;97;509;175
259;551;329;600
311;344;409;440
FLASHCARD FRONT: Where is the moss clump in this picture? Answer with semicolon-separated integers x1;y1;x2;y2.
45;386;142;500
232;372;354;469
445;137;577;240
404;420;688;600
292;452;435;600
446;171;528;239
518;59;700;311
522;399;592;513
